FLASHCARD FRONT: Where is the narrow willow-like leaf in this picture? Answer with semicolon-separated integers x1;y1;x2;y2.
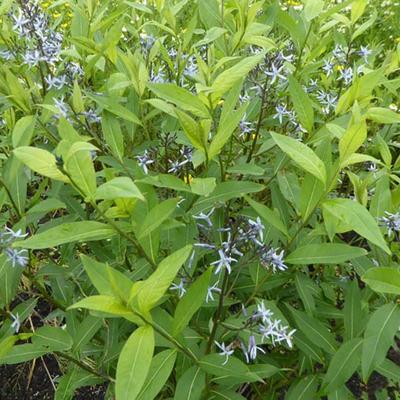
135;245;192;313
288;75;314;131
361;303;400;381
13;221;116;249
321;338;363;394
271;133;326;184
174;366;205;400
13;146;69;182
172;269;211;336
286;243;367;264
116;325;155;400
322;198;390;254
362;267;400;295
137;349;177;400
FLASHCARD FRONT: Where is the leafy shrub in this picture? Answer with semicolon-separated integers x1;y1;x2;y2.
0;0;400;399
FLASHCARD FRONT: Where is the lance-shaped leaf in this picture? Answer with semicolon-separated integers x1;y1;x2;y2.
138;198;179;239
286;243;367;264
95;177;144;201
271;133;326;184
210;53;265;101
288;75;314;132
13;221;116;249
134;245;193;313
322;198;390;254
191;181;265;214
366;107;400;124
137;349;177;400
174;366;205;400
361;303;400;381
172;269;211;336
116;325;155;400
362;267;400;295
13;146;69;182
147;83;209;118
321;338;363;394
175;109;206;151
208;102;248;159
339;119;367;165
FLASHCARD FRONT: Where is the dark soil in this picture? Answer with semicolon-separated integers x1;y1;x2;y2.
1;295;109;399
0;354;108;399
0;355;59;400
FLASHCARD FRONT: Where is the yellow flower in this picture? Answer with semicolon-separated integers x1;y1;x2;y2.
287;0;301;6
184;174;193;184
335;64;345;71
61;22;69;29
52;11;61;18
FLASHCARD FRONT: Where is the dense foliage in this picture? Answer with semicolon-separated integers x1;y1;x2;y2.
0;0;400;399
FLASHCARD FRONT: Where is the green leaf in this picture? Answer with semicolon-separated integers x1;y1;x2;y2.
300;174;325;220
138;198;179;239
137;174;191;193
0;336;19;360
116;325;155;400
64;142;97;199
208;103;248;160
322;198;390;254
13;221;116;249
95;177;144;201
199;354;260;382
339;120;367;165
191;181;265;214
87;93;142;125
290;308;337;354
0;254;23;307
147;83;209;118
172;269;211;336
286;375;319;400
0;344;48;365
175;109;205;151
135;245;192;313
195;27;227;47
344;280;363;340
376;359;400;382
12;116;36;148
210;53;265;101
68;295;137;321
288;76;314;132
13;146;69;182
366;107;400;124
190;177;216;196
295;273;315;315
362;267;400;295
271;133;326;184
327;386;353;400
137;349;177;400
81;255;131;297
351;0;367;23
304;0;324;21
72;315;103;353
246;196;288;237
101;112;125;161
286;244;367;264
32;326;73;351
174;366;205;400
321;339;363;394
361;303;400;381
